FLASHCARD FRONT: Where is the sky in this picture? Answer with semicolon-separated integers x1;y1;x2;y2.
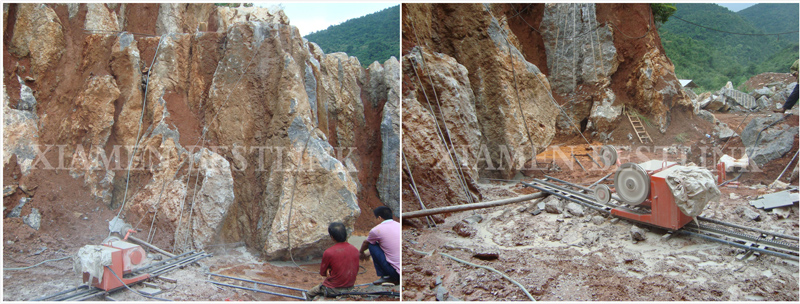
255;2;399;36
716;3;756;12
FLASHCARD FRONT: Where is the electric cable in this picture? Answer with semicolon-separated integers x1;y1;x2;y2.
114;36;165;232
3;256;71;271
672;15;799;36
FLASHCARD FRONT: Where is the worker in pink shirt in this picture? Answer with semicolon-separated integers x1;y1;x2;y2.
359;206;400;285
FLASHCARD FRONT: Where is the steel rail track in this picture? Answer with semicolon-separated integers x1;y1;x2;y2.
205;273;307;300
685;222;798;251
34;251;209;301
524;177;799;261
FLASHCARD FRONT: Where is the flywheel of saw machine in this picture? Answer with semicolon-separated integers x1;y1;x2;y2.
614;162;650;205
594;184;612;204
600;145;618;167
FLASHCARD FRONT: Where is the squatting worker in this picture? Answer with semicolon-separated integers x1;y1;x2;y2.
775;59;798;115
359;206;400;285
307;222;359;298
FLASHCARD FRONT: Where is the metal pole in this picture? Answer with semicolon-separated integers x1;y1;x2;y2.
402;193;545;219
205;273;308;292
127;235;175;258
207;281;306;300
572;153;587;172
544;175;593;192
588;172;614;188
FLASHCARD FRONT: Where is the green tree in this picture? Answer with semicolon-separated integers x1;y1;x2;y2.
304;5;400;67
651;3;677;26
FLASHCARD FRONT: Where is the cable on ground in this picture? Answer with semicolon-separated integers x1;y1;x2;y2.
3;256;71;271
105;266;171;301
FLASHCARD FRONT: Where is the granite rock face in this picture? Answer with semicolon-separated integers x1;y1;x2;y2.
375;58;402;217
3;4;396;260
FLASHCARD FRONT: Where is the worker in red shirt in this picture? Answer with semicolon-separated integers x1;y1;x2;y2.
307;222;360;299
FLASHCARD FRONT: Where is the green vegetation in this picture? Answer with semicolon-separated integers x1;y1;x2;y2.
658;3;799;93
650;3;677;26
675;132;689;143
304;5;399;68
629;109;653;128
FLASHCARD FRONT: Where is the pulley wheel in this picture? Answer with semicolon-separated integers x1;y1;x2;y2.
594;184;611;204
614;162;650;205
102;236;121;245
600;145;618;167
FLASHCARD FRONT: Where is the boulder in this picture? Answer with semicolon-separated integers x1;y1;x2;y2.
703;94;728;112
721;88;757;110
753;87;773;100
742;208;761;222
696;93;713;109
741;116;798;166
9;3;65;79
3;85;40;175
630;225;647;242
16;76;36;112
566;202;585;217
8;197;30;218
22;208;41;230
263;118;360;259
588;89;622;132
452;221;476;238
188;149;235;250
696;109;717;125
544;196;562;214
756;96;772;111
85;3;120;32
714;122;738;139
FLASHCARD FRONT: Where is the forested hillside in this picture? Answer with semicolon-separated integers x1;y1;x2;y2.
305;5;399;67
739;3;799;35
659;3;799;92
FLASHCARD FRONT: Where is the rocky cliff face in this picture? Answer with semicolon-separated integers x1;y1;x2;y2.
401;3;691;209
3;3;398;260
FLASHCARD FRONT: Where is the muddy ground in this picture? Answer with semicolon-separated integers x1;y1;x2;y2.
3;239;399;301
402;111;799;301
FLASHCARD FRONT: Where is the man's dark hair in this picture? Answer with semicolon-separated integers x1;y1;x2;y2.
373;206;393;220
328;222;347;243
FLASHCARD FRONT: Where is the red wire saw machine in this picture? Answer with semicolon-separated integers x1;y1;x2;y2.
594;160;715;230
76;238;150;291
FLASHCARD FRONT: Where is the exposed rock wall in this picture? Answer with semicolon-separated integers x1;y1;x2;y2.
375;59;402;216
402;48;482;209
3;3;397;259
402;3;558;185
9;4;65;80
402;3;692;211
